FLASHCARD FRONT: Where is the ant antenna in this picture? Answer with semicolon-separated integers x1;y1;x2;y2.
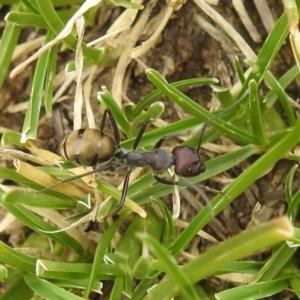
37;161;127;193
197;89;250;152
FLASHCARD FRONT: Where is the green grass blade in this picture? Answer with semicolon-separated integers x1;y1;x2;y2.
264;71;296;125
138;233;199;300
288;188;300;220
131;278;158;300
216;279;289;300
0;241;36;272
23;273;83;300
37;260;123;278
234;56;246;83
121;116;210;150
21;31;52;142
83;213;129;298
0;202;86;256
132;77;219;117
20;0;39;13
214;87;236;108
146;69;257;144
6;11;50;28
109;276;124;300
264;65;299;108
252;243;296;283
98;87;131;137
285;164;298;205
3;189;75;209
0;275;34;300
144;217;293;299
290;275;300;298
248;79;268;145
6;10;76;28
218;261;264;274
241;13;289;92
151;198;175;244
240;13;295;125
0;4;21;90
44;41;58;115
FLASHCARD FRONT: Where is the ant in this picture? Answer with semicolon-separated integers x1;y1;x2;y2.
41;89;249;212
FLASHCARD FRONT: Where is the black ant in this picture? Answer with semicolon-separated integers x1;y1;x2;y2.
41;89;249;212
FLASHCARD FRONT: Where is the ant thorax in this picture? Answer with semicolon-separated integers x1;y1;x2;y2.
124;148;175;173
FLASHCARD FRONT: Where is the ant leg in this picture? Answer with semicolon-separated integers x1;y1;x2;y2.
113;122;147;212
38;161;127;193
154;138;165;149
153;175;223;194
114;170;132;213
154;136;176;149
154;175;216;215
133;122;147;150
100;108;121;149
154;175;178;186
100;108;109;131
154;134;185;149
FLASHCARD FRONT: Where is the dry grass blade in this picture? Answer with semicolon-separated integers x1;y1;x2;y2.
232;0;261;42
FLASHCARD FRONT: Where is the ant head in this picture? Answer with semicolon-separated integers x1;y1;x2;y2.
172;146;206;177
